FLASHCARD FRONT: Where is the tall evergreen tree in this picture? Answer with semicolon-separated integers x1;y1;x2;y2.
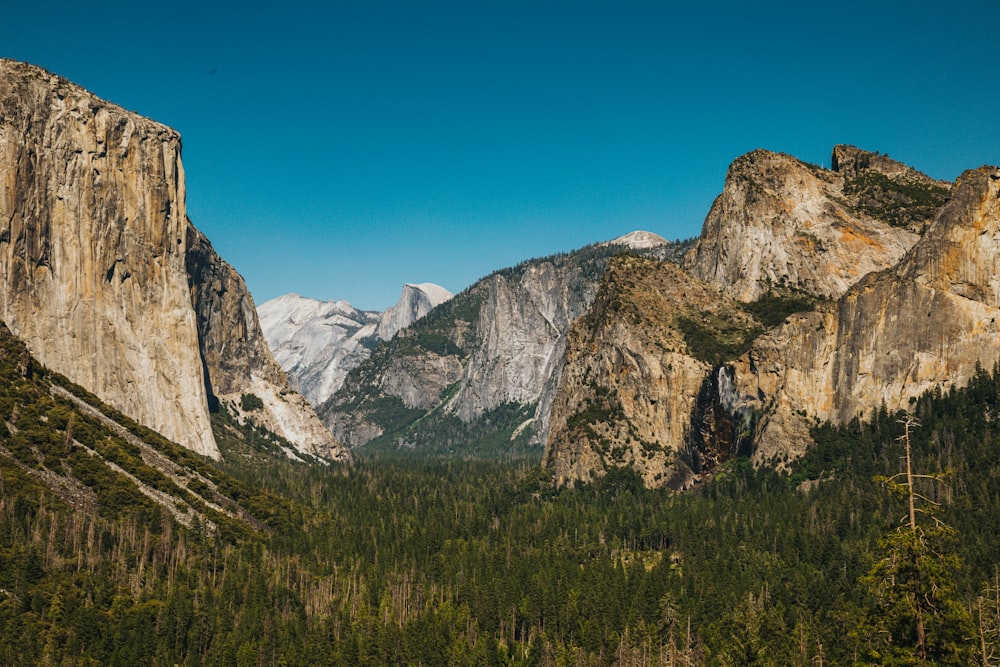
858;417;975;665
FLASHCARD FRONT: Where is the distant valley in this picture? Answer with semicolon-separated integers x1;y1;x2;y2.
3;58;1000;665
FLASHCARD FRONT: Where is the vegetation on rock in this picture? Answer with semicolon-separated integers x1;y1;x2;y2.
4;315;1000;663
844;171;949;229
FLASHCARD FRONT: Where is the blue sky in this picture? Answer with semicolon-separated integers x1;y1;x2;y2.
8;1;1000;310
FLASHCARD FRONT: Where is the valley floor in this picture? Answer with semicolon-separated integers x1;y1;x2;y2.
4;367;1000;665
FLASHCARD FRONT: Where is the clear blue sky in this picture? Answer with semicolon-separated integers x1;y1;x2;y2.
8;1;999;310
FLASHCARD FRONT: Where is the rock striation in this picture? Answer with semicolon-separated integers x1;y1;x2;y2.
377;283;453;342
0;59;217;457
543;255;760;488
544;147;963;488
320;234;689;451
0;59;343;461
683;147;946;302
258;294;381;406
258;282;452;408
186;227;345;460
730;166;1000;463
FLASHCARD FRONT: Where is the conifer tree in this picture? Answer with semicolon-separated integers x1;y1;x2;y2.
858;417;975;665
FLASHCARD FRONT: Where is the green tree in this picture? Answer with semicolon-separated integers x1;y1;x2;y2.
858;417;975;665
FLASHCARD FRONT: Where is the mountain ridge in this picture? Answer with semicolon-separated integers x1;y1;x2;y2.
543;147;981;487
0;58;344;461
731;164;1000;463
258;281;453;407
318;235;694;453
682;145;944;302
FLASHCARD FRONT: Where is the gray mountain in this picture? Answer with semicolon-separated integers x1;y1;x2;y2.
318;233;693;453
258;282;453;407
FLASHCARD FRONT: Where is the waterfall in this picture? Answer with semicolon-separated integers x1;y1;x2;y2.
717;365;739;413
684;364;756;475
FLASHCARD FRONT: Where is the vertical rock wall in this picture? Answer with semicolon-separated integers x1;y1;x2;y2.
0;59;346;461
732;167;1000;463
0;59;219;457
683;148;926;301
186;225;346;460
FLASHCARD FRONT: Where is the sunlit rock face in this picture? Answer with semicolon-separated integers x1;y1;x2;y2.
543;149;974;489
683;146;946;302
730;166;1000;464
543;256;758;489
258;294;381;407
0;59;344;461
377;283;453;342
0;59;219;457
186;227;347;461
319;243;629;450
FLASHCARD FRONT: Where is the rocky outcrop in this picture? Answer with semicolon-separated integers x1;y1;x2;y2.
0;59;342;461
258;282;451;408
258;294;381;406
730;166;1000;463
831;144;952;232
321;239;650;450
377;283;453;342
186;227;346;460
543;149;966;488
0;59;218;457
683;147;945;302
447;260;599;424
603;230;671;250
543;255;760;488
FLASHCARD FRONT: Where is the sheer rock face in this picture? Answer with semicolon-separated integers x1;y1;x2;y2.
377;283;453;342
258;294;381;407
730;167;1000;463
321;245;618;449
683;147;940;302
543;256;759;488
257;283;451;409
0;59;343;461
186;227;347;461
448;262;595;424
543;150;963;488
0;59;218;457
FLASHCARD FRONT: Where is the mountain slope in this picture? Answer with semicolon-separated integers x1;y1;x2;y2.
377;282;454;342
186;227;345;461
0;59;218;457
544;254;763;488
258;294;381;404
0;320;287;533
320;235;692;453
0;59;342;461
683;146;946;301
544;147;957;488
730;165;1000;462
258;283;452;408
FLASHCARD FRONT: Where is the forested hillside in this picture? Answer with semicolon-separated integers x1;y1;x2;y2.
2;318;1000;664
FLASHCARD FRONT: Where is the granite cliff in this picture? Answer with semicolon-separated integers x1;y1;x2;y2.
683;146;947;301
258;282;452;408
378;283;454;342
186;226;345;460
545;147;963;488
730;165;1000;463
320;234;689;452
0;59;343;460
544;255;761;488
